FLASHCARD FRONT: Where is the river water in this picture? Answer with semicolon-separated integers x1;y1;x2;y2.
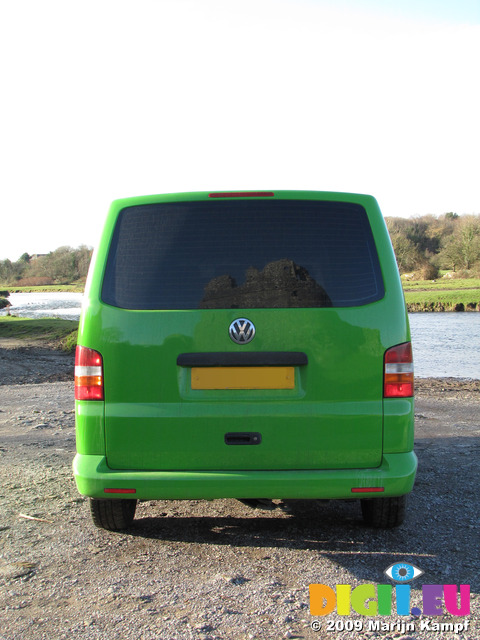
408;312;479;379
1;292;84;320
1;293;479;379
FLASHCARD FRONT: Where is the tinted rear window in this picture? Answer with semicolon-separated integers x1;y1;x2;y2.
102;200;384;309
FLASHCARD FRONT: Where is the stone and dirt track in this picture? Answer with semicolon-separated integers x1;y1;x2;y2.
0;341;478;640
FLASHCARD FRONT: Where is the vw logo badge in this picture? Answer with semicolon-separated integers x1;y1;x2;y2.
229;318;255;344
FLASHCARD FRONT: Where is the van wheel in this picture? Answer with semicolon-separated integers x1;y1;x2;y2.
361;495;406;528
90;498;137;531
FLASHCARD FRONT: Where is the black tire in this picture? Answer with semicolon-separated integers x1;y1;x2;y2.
90;498;137;531
361;495;406;528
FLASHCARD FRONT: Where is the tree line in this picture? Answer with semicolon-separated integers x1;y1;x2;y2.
386;213;480;278
0;246;93;285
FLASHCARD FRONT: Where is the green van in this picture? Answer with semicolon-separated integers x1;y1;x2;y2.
73;191;417;530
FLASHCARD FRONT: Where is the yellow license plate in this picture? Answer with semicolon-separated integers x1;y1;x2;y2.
191;367;295;390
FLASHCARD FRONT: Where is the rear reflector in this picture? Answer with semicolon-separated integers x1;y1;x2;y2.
384;342;414;398
351;487;385;493
104;488;136;494
75;346;104;401
208;192;274;198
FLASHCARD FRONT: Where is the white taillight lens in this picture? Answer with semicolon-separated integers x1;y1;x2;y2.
384;342;414;398
75;346;104;401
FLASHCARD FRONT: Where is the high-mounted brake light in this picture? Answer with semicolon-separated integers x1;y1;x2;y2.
208;192;274;198
75;346;104;401
384;342;414;398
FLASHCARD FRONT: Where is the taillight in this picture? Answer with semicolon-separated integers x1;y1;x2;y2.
384;342;414;398
75;346;104;401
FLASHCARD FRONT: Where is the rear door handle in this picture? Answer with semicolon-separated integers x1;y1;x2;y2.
224;432;262;445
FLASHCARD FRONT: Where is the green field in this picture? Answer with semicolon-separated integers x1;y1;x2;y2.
0;317;78;352
402;278;480;291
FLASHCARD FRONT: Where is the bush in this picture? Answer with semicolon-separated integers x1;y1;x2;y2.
419;263;439;280
451;267;480;279
16;277;54;286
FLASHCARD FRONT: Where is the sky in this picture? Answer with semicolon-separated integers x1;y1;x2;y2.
1;0;479;261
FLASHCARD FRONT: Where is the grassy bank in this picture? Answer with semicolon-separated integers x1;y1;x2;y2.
405;291;479;311
402;277;480;312
0;284;85;293
0;317;78;352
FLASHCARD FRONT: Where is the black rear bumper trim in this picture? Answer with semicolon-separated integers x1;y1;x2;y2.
177;352;308;367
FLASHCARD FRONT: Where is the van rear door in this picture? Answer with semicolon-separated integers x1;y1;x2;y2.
99;195;389;472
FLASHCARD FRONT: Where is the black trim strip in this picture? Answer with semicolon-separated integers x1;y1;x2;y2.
225;432;262;445
177;352;308;367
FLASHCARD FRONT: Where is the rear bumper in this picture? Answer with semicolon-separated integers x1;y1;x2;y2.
73;451;417;500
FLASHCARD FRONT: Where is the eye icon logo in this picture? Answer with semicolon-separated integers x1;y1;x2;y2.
384;562;424;582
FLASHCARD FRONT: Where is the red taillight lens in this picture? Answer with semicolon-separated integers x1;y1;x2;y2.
208;192;274;198
384;342;414;398
75;346;104;401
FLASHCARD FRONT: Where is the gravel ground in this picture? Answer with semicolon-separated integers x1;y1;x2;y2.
0;343;479;640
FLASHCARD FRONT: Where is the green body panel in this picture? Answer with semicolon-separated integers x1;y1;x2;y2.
99;305;390;471
74;191;416;499
75;401;105;455
383;398;415;453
